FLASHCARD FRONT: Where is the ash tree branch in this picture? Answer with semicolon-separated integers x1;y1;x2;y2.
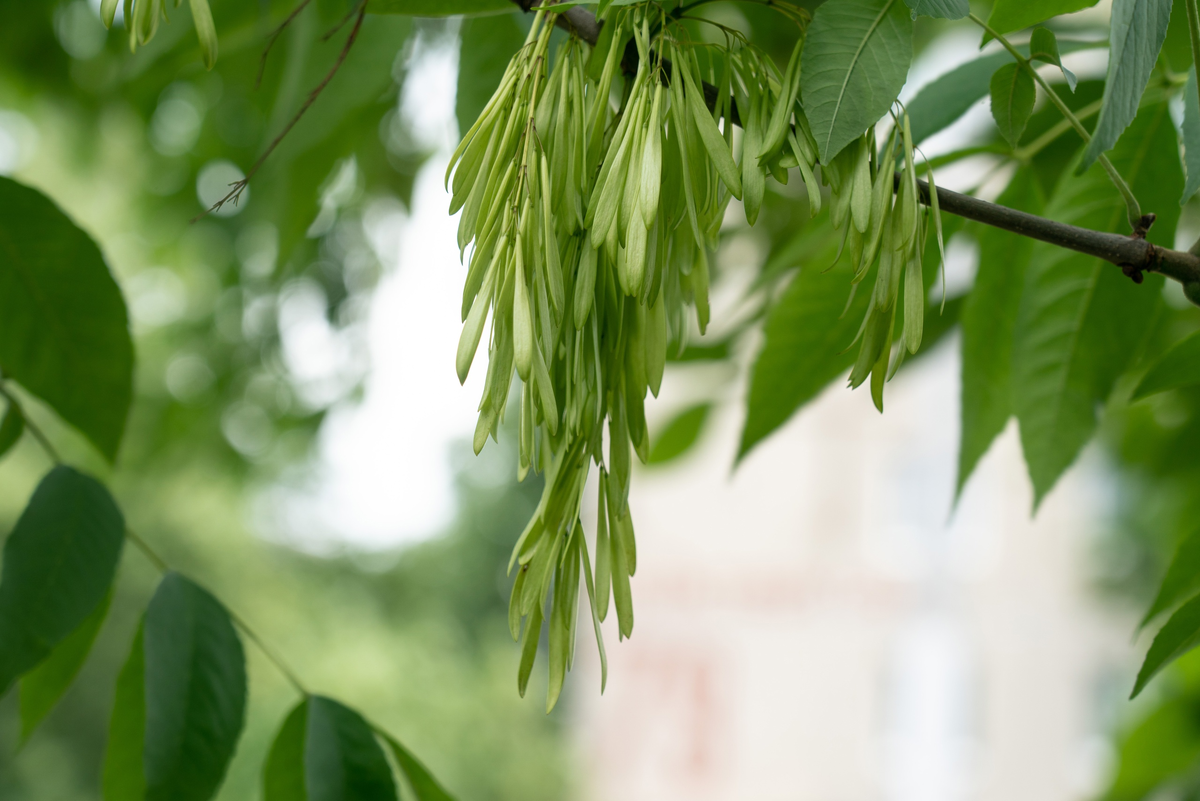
513;0;1200;291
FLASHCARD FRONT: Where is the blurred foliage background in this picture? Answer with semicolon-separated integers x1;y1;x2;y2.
3;0;1200;799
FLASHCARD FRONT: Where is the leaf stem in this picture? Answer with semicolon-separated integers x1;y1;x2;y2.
969;12;1144;229
0;381;62;464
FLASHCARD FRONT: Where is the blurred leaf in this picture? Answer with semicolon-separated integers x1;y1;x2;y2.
987;0;1099;36
1029;27;1078;91
368;0;513;13
19;588;111;743
1182;68;1200;204
0;177;133;463
903;0;968;19
1141;525;1200;628
1013;102;1180;506
1134;330;1200;399
668;340;731;362
990;63;1036;147
648;404;711;465
383;733;457;801
1105;699;1200;800
143;572;247;801
1135;594;1200;697
1080;0;1171;171
908;41;1102;144
306;696;397;801
0;401;24;458
800;0;913;163
739;235;868;461
103;623;147;801
456;13;526;138
264;700;308;801
0;465;124;694
957;171;1043;497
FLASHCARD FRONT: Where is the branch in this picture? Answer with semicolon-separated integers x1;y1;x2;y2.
905;174;1200;288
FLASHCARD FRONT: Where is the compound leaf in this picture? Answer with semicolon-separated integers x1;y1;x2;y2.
1013;103;1181;506
990;62;1036;147
143;573;247;801
1079;0;1171;171
801;0;913;164
0;466;124;694
0;177;133;463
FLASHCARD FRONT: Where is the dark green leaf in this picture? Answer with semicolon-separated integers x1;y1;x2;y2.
0;465;124;694
907;41;1102;144
902;0;968;19
19;589;111;743
739;232;869;461
0;177;133;463
1141;525;1200;628
367;0;512;15
0;402;23;459
1133;330;1200;399
383;734;457;801
1182;68;1200;204
800;0;913;163
103;623;147;801
264;700;309;801
306;696;397;801
648;404;711;465
456;14;526;138
990;63;1036;147
668;340;731;363
957;171;1044;497
1029;27;1078;91
1133;594;1200;697
1079;0;1172;171
1013;103;1181;506
143;572;247;801
986;0;1099;36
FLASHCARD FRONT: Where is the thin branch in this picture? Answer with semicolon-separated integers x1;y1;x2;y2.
196;0;367;222
256;0;315;89
902;173;1200;288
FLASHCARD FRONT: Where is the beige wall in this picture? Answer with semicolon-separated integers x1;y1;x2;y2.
574;343;1132;801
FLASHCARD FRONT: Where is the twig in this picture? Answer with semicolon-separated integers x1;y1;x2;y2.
196;0;367;222
256;0;315;90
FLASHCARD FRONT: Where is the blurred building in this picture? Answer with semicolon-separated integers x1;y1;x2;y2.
574;344;1131;801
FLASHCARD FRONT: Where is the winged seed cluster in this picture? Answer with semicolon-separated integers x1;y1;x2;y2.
447;5;942;708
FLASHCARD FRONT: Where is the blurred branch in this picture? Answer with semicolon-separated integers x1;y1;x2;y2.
195;0;367;222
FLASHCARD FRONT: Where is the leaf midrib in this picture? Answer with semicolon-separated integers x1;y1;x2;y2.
824;0;897;158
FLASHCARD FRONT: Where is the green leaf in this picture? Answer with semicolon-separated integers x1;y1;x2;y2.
1105;701;1200;801
986;0;1099;36
989;63;1036;147
648;404;711;465
19;589;112;743
367;0;512;14
1079;0;1172;172
1013;103;1181;506
800;0;914;164
957;171;1044;497
306;696;397;801
383;734;457;801
456;14;526;138
902;0;968;19
0;402;24;459
1133;594;1200;697
0;465;124;694
1029;27;1078;91
1140;525;1200;628
264;700;309;801
104;623;147;801
1133;330;1200;399
1182;68;1200;204
739;233;869;461
907;41;1102;144
0;177;133;463
143;572;247;801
